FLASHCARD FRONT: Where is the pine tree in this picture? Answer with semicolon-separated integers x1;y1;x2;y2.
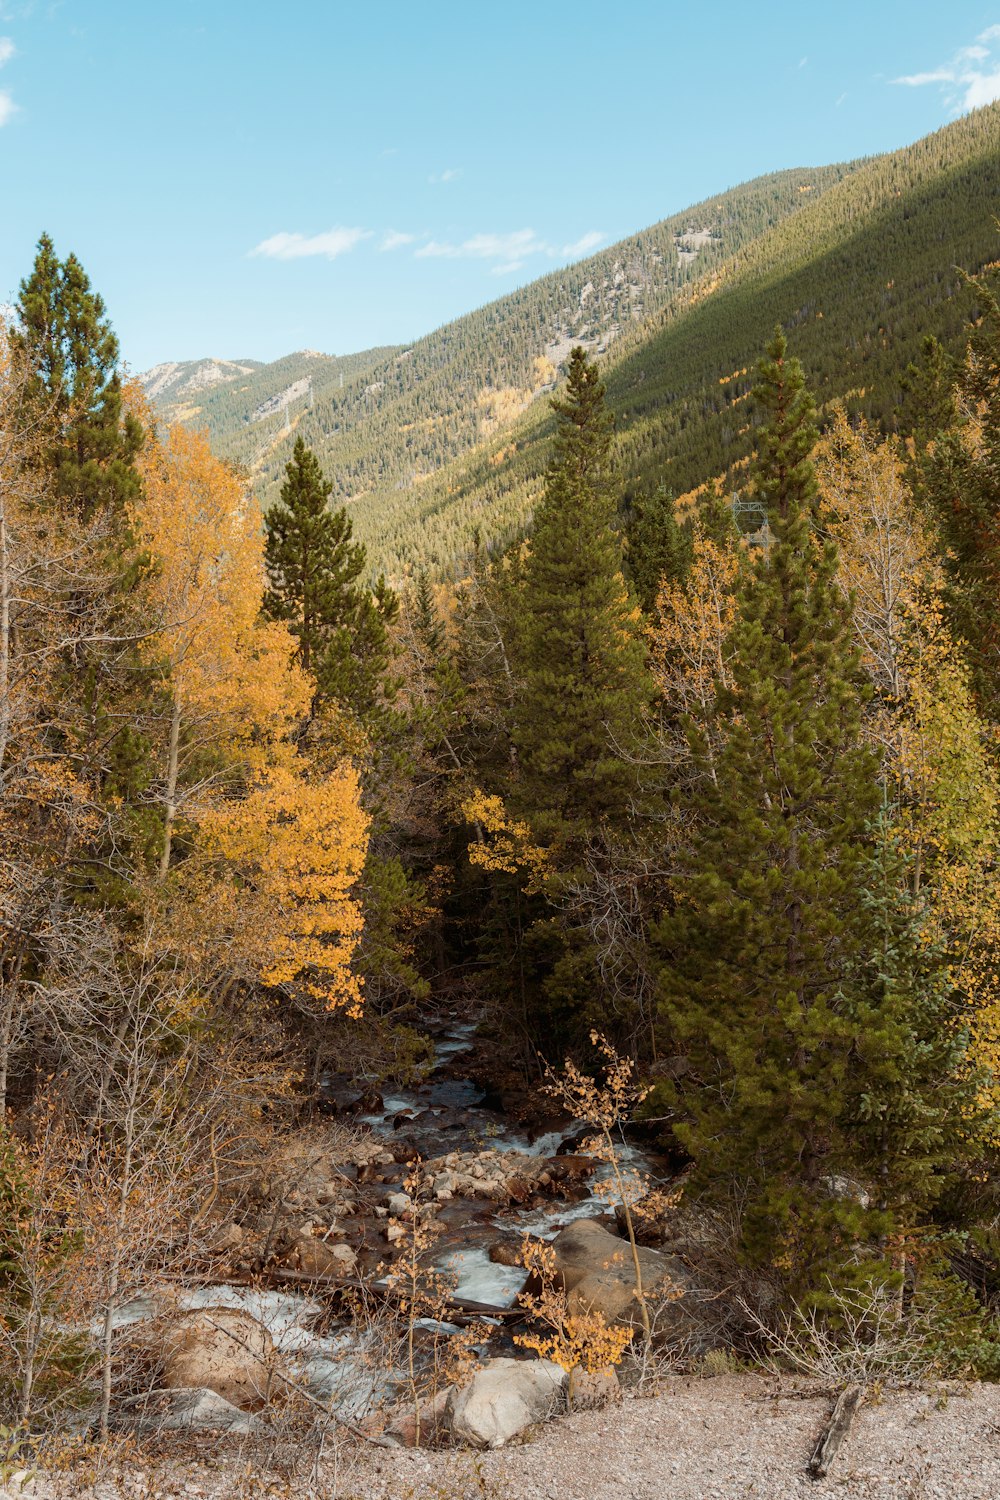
263;437;397;722
911;272;1000;717
848;817;990;1227
655;329;882;1290
9;237;155;893
513;348;653;843
625;484;692;615
12;233;144;517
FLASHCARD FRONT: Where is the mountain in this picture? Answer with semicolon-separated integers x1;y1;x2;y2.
407;103;1000;578
144;165;853;570
145;104;1000;582
139;345;400;472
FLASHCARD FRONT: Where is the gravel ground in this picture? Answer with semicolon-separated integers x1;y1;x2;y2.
356;1375;1000;1500
12;1376;1000;1500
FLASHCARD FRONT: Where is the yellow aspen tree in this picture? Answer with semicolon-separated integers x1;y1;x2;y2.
134;422;369;1013
134;424;294;873
817;407;938;757
648;526;740;791
197;757;369;1015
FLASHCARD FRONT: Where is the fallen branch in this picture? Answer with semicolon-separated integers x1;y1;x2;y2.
809;1383;863;1479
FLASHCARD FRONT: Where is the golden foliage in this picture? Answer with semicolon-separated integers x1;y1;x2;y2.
515;1238;633;1374
199;760;369;1014
462;790;549;892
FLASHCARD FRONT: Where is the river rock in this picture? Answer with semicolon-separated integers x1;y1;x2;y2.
567;1366;621;1410
161;1307;275;1409
488;1238;524;1267
386;1387;451;1447
289;1232;357;1276
447;1357;566;1448
550;1218;688;1328
386;1191;412;1216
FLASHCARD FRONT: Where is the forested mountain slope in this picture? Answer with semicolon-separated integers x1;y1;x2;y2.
145;165;853;567
407;104;1000;578
140;345;400;463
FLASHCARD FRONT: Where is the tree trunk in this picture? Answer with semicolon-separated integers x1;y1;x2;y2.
159;695;182;878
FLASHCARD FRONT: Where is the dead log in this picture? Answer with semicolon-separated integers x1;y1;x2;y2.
809;1383;863;1479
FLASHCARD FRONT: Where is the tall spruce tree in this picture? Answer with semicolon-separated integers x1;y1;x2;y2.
263;437;397;722
910;272;1000;717
625;484;692;615
513;348;652;844
12;234;144;517
655;329;882;1291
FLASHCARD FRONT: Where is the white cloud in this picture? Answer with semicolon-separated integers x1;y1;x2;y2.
416;228;551;263
428;167;461;184
0;90;15;126
380;230;416;252
893;25;1000;112
249;227;371;261
0;37;14;67
562;230;604;259
896;68;956;86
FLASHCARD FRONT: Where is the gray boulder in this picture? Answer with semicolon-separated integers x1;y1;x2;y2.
447;1357;566;1448
161;1306;275;1408
132;1386;269;1434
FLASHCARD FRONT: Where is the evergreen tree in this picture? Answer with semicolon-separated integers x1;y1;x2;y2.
654;329;882;1291
12;233;144;517
911;273;1000;716
513;348;653;844
625;484;692;615
849;818;990;1227
263;437;397;722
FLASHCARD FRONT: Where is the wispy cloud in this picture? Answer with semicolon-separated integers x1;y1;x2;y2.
562;230;604;258
416;228;549;263
893;24;1000;112
413;225;606;273
0;37;14;67
250;227;371;261
380;230;416;252
428;167;461;184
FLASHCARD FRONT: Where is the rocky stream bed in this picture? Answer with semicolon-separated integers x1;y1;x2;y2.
109;1015;686;1448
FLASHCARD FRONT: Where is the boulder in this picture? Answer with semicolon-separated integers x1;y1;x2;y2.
207;1221;246;1256
386;1387;451;1447
447;1357;566;1449
550;1218;687;1329
161;1307;275;1409
566;1366;621;1410
291;1233;357;1276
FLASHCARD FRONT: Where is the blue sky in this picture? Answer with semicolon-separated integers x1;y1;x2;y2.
1;1;999;370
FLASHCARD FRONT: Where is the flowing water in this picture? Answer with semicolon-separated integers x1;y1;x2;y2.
134;1019;660;1415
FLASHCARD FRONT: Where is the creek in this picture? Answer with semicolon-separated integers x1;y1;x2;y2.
117;1015;663;1419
